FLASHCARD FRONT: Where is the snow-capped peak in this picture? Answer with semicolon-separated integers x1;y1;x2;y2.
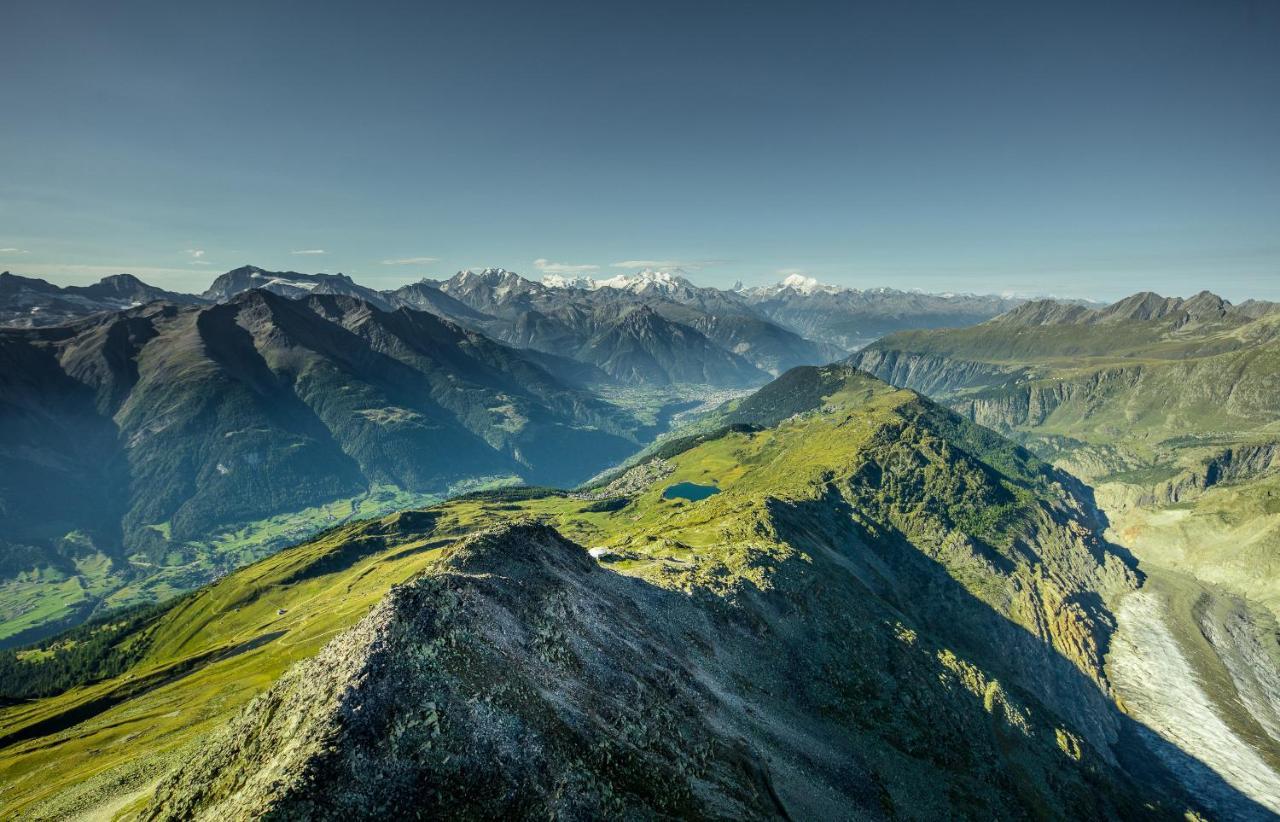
780;273;824;294
456;267;523;284
541;268;698;296
442;268;542;301
745;273;842;296
540;273;596;289
736;273;848;298
595;269;696;294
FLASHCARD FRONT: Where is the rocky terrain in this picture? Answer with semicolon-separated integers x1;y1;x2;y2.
140;517;1146;820
1107;571;1280;819
0;365;1235;819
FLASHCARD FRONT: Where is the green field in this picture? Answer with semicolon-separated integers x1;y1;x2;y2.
0;480;519;648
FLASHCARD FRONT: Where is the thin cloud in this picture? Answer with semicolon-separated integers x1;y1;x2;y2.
185;248;205;258
533;258;600;275
0;247;29;254
610;258;729;270
381;256;439;265
290;249;327;255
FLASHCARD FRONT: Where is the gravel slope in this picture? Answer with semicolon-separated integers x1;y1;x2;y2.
1108;575;1280;818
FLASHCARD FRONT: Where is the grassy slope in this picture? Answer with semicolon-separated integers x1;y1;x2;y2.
0;483;514;648
0;517;449;818
0;367;1179;819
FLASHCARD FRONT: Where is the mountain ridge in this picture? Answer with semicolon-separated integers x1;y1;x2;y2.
0;271;206;328
3;266;1036;376
990;290;1277;329
5;365;1230;819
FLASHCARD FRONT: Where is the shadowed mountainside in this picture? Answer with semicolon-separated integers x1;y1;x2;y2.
0;290;642;644
2;365;1266;818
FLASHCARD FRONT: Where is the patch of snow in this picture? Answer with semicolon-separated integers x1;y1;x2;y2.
263;277;318;291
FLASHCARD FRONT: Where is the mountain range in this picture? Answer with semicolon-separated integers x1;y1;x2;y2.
0;272;206;327
2;289;1280;814
1;266;1023;383
4;280;1278;817
3;364;1247;819
0;290;644;645
0;266;1036;646
852;288;1280;605
851;290;1280;813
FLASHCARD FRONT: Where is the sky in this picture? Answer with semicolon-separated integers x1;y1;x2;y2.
1;0;1278;301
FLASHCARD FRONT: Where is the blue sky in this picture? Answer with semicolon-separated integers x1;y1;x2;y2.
2;0;1277;301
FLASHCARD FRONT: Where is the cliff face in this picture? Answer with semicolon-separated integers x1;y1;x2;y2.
850;348;1021;397
1108;441;1280;510
951;369;1147;434
851;348;1149;437
855;321;1280;447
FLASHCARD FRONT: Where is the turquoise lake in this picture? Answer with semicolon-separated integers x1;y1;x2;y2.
662;482;720;501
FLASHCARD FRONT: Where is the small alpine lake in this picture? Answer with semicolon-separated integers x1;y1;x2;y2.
663;482;720;502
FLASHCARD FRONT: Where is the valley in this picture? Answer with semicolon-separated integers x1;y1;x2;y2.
0;482;494;648
0;265;1013;647
3;281;1279;818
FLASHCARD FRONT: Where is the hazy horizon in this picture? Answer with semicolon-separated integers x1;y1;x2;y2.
3;0;1278;302
2;260;1268;306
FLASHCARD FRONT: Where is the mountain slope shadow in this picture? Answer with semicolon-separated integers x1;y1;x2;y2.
119;303;370;542
137;519;1266;820
763;492;1276;820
